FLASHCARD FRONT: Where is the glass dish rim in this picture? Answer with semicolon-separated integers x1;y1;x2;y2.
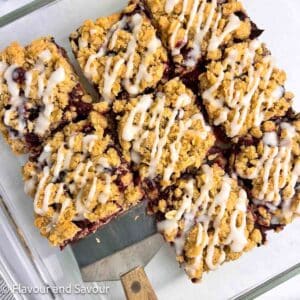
0;1;299;299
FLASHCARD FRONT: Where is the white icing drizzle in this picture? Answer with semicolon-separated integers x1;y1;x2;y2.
102;57;125;103
53;145;65;180
123;92;210;180
79;38;88;49
0;50;66;138
263;132;278;146
158;165;249;275
83;134;98;153
84;13;161;102
37;72;45;98
253;57;280;127
0;61;7;73
86;177;98;207
202;40;281;137
77;160;93;188
165;0;180;13
169;0;189;56
45;185;68;233
24;71;33;98
123;35;161;95
73;190;89;221
163;113;209;182
32;133;114;222
53;183;64;204
33;166;50;215
33;169;65;217
96;157;112;204
157;178;194;236
237;123;299;213
184;0;216;67
90;29;97;35
204;176;231;270
166;0;241;68
224;189;248;252
35;66;65;135
24;176;37;195
157;219;179;233
43;183;54;213
3;64;26;133
38;144;52;164
123;94;153;141
147;94;191;178
208;13;241;52
38;50;52;63
98;174;111;204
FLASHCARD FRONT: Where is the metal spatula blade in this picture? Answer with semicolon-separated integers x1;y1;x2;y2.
79;233;162;282
71;201;162;300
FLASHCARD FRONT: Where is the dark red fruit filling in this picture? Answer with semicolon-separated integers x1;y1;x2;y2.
68;84;93;120
27;107;40;121
25;133;41;149
69;83;84;100
115;167;130;192
249;21;264;40
60;208;123;249
12;67;26;84
82;124;95;134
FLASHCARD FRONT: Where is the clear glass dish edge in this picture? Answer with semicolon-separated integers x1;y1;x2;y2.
0;1;299;299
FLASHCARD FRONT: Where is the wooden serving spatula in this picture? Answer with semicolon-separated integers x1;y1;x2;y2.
72;202;162;300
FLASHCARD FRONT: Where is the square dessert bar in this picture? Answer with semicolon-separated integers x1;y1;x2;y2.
70;2;168;104
156;163;263;281
199;40;293;140
23;104;144;247
113;78;215;188
0;37;92;155
143;0;262;73
232;115;300;228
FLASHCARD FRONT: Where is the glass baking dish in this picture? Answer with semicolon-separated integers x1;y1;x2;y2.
0;0;299;299
0;0;34;17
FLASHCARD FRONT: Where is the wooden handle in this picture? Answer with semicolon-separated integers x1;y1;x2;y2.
121;266;158;300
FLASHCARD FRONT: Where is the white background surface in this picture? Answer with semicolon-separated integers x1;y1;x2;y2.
0;0;299;299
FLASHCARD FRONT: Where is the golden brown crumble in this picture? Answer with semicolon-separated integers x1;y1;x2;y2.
0;37;92;154
199;40;293;139
234;117;300;225
113;78;215;187
156;164;262;281
70;2;168;103
23;105;143;246
144;0;253;72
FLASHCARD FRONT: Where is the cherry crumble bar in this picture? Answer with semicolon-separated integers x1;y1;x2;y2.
23;104;143;247
0;0;298;284
231;115;300;228
113;77;215;188
199;40;293;140
156;164;263;281
142;0;263;74
70;1;168;104
0;37;92;155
